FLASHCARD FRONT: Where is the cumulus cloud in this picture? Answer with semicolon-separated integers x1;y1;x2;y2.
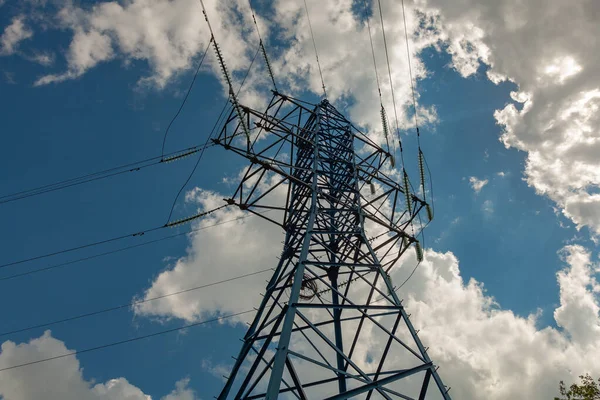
482;199;494;215
12;0;600;237
8;0;600;395
401;245;600;399
134;184;600;399
420;0;600;235
469;176;488;193
26;0;440;139
33;0;264;93
271;0;440;131
28;51;55;66
161;378;197;400
0;331;196;400
134;187;285;323
0;16;33;55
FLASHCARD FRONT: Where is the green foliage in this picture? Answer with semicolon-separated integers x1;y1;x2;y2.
555;374;600;400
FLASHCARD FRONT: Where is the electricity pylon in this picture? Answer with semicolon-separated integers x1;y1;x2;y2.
213;92;451;399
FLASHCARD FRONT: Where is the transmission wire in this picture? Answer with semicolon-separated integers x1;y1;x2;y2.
0;143;216;206
0;310;254;373
161;37;213;159
248;0;278;91
0;210;271;281
302;0;327;98
0;268;271;338
165;43;261;225
165;101;230;224
0;204;230;271
3;40;213;206
376;0;405;168
361;0;391;154
400;0;420;146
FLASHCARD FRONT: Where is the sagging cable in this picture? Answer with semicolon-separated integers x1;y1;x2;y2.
249;0;278;91
200;1;251;149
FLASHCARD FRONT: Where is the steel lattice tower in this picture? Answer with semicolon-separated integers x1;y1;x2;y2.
212;92;451;399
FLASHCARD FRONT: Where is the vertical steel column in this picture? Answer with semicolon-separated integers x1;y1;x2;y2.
265;109;322;400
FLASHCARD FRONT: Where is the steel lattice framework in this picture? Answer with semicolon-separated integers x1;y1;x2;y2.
212;92;451;400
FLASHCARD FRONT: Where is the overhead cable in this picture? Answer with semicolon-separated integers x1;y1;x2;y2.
248;0;278;91
0;310;254;373
361;0;391;154
400;0;420;143
0;143;215;206
0;209;271;281
199;0;251;147
0;268;271;338
161;37;213;159
165;42;261;225
302;0;327;98
0;204;231;271
376;0;406;169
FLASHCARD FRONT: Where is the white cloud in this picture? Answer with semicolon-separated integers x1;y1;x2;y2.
133;185;600;399
496;171;506;177
161;378;197;400
134;187;285;323
28;51;55;66
35;28;114;85
482;199;494;215
420;0;600;235
34;0;263;92
399;245;600;399
3;70;16;84
554;246;600;347
469;176;488;193
15;0;600;237
27;0;441;139
0;16;33;55
0;331;196;400
271;0;441;132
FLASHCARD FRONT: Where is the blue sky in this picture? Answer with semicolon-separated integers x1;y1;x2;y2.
1;1;599;399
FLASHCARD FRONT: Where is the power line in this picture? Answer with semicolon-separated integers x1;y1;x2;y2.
0;204;233;271
161;37;213;159
2;36;217;208
165;101;231;224
199;0;252;148
0;310;254;373
248;0;278;91
0;227;161;271
302;0;327;98
361;0;391;154
376;0;405;168
0;268;270;338
165;43;261;225
400;0;420;143
0;143;217;206
0;209;271;281
362;0;382;99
